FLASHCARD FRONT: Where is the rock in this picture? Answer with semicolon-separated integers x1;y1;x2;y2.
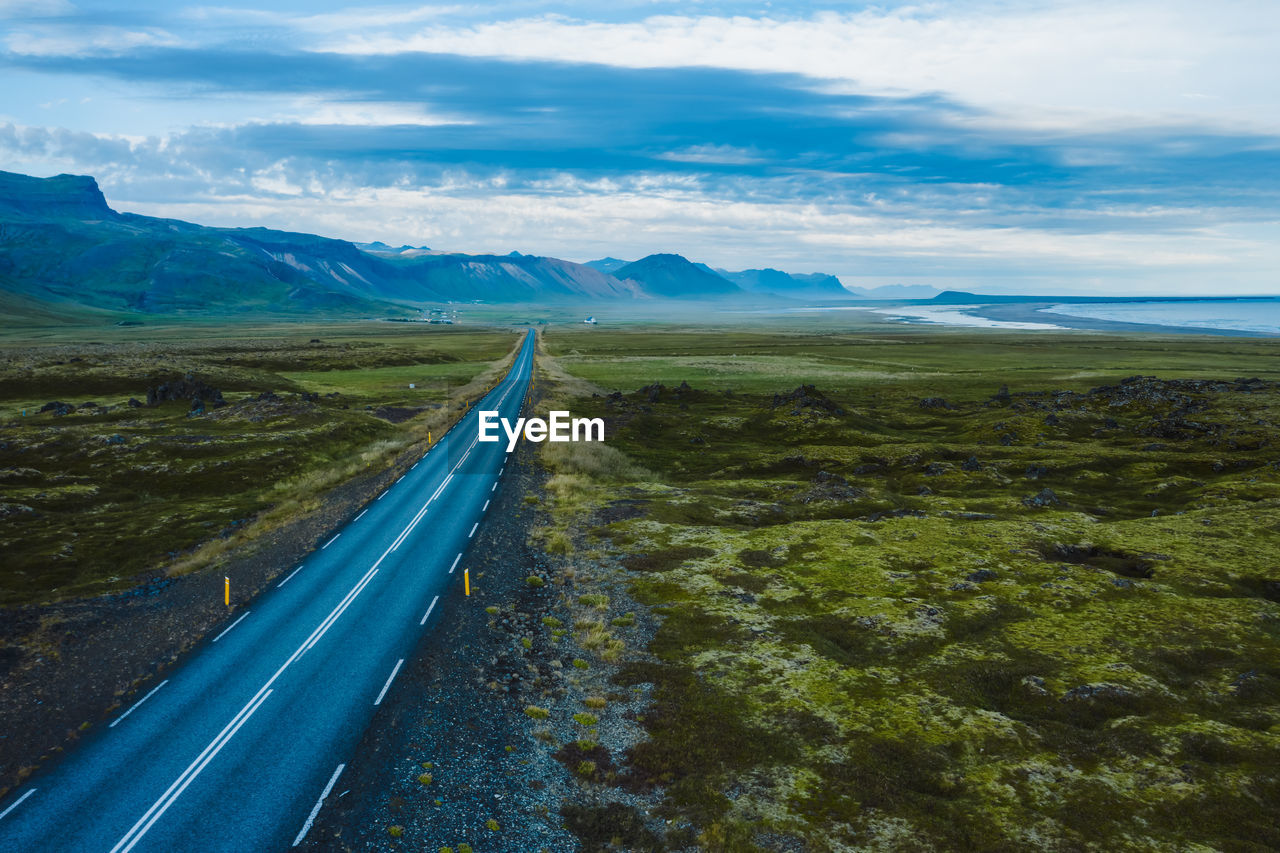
1025;464;1047;479
923;462;949;476
961;455;982;471
147;374;226;409
127;397;143;408
1023;487;1060;507
39;401;74;416
772;384;844;416
966;568;998;583
918;397;953;409
105;434;125;445
640;382;665;403
1020;675;1050;696
994;384;1011;402
1061;682;1136;704
79;401;100;410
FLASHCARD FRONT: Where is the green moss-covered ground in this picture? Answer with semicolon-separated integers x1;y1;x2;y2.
540;327;1280;851
0;322;516;605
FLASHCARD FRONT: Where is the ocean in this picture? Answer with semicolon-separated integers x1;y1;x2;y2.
1040;299;1280;336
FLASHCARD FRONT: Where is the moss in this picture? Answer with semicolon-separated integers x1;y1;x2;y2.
540;328;1280;851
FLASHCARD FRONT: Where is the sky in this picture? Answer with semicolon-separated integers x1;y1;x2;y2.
1;0;1278;294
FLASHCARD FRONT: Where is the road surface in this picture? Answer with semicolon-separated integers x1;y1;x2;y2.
0;329;535;852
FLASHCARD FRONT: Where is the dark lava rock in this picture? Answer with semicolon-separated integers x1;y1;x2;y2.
39;401;74;416
1044;412;1060;426
994;384;1011;402
147;374;226;409
961;455;982;472
640;382;665;403
79;401;100;410
919;397;953;409
1023;487;1060;507
923;462;950;476
105;434;125;445
1025;464;1047;479
966;568;998;583
772;384;844;416
127;397;143;408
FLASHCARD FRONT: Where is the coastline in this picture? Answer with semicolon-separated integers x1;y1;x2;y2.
963;301;1276;337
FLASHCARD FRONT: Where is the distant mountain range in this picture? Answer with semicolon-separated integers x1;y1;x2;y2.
0;171;941;318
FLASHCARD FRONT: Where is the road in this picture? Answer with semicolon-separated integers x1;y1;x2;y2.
0;329;536;852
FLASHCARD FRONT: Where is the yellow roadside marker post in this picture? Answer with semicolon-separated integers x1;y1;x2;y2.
224;576;230;606
428;430;432;445
464;569;471;596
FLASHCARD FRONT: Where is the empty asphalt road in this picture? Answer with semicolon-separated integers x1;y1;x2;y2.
0;329;536;852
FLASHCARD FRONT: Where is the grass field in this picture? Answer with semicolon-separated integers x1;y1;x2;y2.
0;320;519;605
535;324;1280;851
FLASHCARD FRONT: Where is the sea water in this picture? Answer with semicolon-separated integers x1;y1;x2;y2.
1040;299;1280;335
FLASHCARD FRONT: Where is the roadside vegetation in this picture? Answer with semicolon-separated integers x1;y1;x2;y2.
534;326;1280;851
0;321;517;605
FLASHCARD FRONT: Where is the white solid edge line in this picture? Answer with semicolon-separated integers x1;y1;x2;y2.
0;788;36;822
109;679;170;728
110;689;272;853
212;610;251;643
354;509;367;522
469;522;479;538
420;595;439;626
277;565;303;588
322;533;340;549
109;479;452;852
292;763;345;847
449;553;461;574
483;499;489;512
373;659;404;706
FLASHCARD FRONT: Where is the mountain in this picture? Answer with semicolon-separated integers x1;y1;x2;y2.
0;171;642;316
718;267;851;299
613;254;741;298
856;284;940;299
584;257;630;274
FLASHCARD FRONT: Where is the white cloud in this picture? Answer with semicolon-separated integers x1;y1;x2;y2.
6;25;183;55
317;2;1280;132
0;0;73;19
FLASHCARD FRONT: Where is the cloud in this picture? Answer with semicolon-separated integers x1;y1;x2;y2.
315;2;1280;132
0;1;1277;293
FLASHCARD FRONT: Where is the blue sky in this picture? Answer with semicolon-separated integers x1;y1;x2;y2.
1;0;1277;294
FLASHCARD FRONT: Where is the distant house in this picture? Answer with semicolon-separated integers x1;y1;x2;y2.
584;316;598;324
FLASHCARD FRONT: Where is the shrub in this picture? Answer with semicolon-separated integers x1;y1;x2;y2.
523;705;550;719
388;825;403;837
417;773;432;785
542;616;563;628
576;760;597;777
573;712;599;727
486;818;500;831
526;575;545;587
572;658;589;670
611;612;636;627
584;696;608;709
485;605;499;615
